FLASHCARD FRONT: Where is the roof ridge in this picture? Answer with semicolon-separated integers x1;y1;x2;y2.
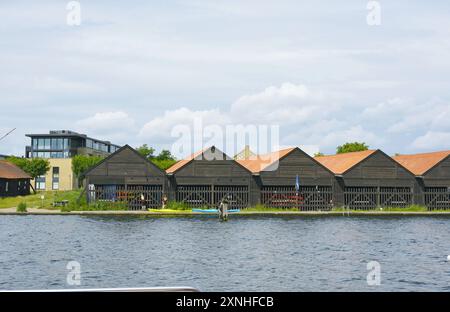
314;150;377;174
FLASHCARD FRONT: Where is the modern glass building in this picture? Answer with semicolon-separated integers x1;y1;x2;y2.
25;130;121;191
25;130;120;159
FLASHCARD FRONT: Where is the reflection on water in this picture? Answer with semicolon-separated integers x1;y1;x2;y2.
1;215;450;291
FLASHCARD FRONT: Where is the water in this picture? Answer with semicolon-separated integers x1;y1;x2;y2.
1;215;450;291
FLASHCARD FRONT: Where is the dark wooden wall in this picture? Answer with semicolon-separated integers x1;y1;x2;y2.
259;148;335;186
169;149;258;205
334;150;421;206
0;178;30;197
86;146;167;191
422;155;450;187
341;151;415;186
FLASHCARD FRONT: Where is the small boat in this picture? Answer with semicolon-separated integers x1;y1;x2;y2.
192;208;241;213
148;209;191;213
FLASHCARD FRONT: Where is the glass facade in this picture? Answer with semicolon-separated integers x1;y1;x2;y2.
29;134;119;159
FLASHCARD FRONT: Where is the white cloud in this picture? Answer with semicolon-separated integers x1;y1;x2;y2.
139;107;230;142
138;83;381;155
75;111;136;143
412;131;450;150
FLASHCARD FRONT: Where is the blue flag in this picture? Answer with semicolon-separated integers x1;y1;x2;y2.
295;174;300;192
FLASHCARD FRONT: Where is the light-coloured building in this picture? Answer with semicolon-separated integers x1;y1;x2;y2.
234;145;256;160
26;130;120;191
32;158;76;191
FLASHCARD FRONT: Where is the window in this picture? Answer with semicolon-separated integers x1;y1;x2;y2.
38;138;45;149
86;139;93;149
63;138;70;149
50;152;64;158
5;182;9;193
44;138;51;149
36;175;46;190
52;167;60;190
51;138;63;150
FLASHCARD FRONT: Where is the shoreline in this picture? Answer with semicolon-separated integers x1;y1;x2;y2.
1;208;450;216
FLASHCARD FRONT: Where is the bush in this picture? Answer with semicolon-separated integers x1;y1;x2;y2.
165;201;191;210
62;200;128;212
17;202;27;213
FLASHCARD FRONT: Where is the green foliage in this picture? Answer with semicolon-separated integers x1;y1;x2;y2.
72;154;104;180
7;157;50;179
155;149;174;161
332;205;429;212
136;145;177;170
245;205;299;212
16;202;27;213
165;201;191;210
314;152;324;157
136;144;155;160
62;200;128;212
151;158;177;170
336;142;369;154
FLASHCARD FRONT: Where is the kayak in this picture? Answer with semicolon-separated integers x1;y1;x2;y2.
148;209;191;213
192;208;241;213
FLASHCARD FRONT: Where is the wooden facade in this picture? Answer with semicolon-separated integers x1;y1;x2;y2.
0;160;31;197
238;148;336;210
84;145;167;210
167;146;256;209
394;151;450;210
316;150;419;210
82;145;450;211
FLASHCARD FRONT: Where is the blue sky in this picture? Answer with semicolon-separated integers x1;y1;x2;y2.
1;0;449;157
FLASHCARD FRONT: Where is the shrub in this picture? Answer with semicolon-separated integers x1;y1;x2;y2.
17;202;27;213
165;201;191;210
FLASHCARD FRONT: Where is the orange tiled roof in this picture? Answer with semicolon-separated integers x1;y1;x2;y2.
236;147;296;173
166;148;206;174
393;150;450;175
0;160;31;179
314;150;377;174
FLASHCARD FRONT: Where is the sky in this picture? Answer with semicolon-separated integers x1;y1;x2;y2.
1;0;449;158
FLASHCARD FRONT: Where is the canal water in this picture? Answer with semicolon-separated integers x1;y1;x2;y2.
1;215;450;291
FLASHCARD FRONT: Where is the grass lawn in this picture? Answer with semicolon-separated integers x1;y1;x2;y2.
0;190;83;209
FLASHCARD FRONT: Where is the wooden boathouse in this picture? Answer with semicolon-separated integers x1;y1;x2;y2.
166;146;256;209
0;160;31;197
237;147;336;210
84;145;167;210
394;150;450;209
315;150;419;209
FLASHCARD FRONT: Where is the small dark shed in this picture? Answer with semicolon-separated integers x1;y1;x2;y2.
84;145;167;210
394;150;450;209
166;146;255;209
237;147;336;210
316;150;419;209
0;160;31;197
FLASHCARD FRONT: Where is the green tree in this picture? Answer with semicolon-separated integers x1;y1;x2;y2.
155;149;175;161
136;144;155;160
72;155;104;186
314;152;324;157
7;157;50;179
152;149;177;170
151;158;177;170
336;142;369;154
136;145;177;170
